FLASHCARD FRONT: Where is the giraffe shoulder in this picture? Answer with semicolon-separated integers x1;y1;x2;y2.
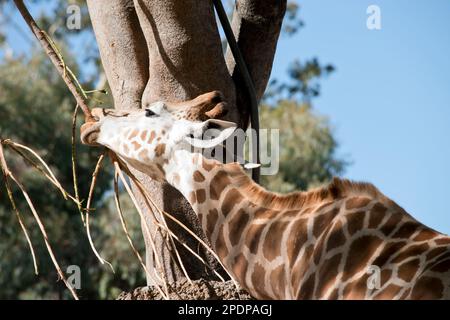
326;177;384;200
225;163;391;210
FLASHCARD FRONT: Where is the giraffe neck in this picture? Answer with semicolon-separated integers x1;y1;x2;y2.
162;150;450;300
163;149;256;248
163;149;253;243
163;149;308;299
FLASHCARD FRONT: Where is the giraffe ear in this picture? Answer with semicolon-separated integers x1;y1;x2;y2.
184;119;237;149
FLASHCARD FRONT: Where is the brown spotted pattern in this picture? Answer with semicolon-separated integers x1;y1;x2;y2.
92;92;450;300
170;155;450;300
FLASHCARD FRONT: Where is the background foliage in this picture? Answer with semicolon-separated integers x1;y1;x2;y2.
0;0;347;299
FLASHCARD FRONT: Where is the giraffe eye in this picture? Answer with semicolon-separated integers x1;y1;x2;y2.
145;109;157;117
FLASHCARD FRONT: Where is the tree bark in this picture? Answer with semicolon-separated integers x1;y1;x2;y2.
87;0;286;287
86;0;148;111
226;0;286;127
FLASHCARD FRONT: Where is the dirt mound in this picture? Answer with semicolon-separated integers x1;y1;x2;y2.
117;279;253;300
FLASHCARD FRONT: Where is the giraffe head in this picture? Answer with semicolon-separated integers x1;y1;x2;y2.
80;91;237;180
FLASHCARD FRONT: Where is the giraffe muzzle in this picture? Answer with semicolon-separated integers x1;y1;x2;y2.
80;121;101;146
80;108;122;146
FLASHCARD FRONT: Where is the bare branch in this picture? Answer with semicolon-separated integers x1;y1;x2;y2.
84;152;115;271
0;143;38;276
0;142;79;300
13;0;94;121
112;167;169;299
71;105;84;224
112;156;170;296
114;153;238;288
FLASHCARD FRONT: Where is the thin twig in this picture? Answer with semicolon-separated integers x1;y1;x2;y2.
157;225;193;285
0;142;79;299
0;143;38;275
5;144;81;206
153;220;226;282
71;104;85;225
112;168;168;299
9;174;79;299
112;158;170;297
162;209;238;285
3;139;68;199
111;157;192;283
118;158;223;267
85;152;114;272
13;0;93;121
114;155;235;285
113;161;167;285
112;157;190;283
141;187;193;285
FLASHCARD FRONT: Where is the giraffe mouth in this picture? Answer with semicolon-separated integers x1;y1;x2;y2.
81;108;133;146
80;121;101;146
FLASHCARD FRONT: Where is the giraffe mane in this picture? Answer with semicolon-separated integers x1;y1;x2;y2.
225;163;388;211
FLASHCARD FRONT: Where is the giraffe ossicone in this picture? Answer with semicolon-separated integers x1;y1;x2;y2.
81;91;450;300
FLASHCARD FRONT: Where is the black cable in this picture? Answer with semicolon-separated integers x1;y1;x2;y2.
212;0;260;183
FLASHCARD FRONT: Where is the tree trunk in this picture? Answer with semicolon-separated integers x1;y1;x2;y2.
87;0;286;287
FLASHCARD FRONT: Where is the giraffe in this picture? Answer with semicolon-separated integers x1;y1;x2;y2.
81;91;450;300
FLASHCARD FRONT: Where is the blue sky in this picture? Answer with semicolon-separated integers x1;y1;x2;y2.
272;0;450;234
2;1;449;234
